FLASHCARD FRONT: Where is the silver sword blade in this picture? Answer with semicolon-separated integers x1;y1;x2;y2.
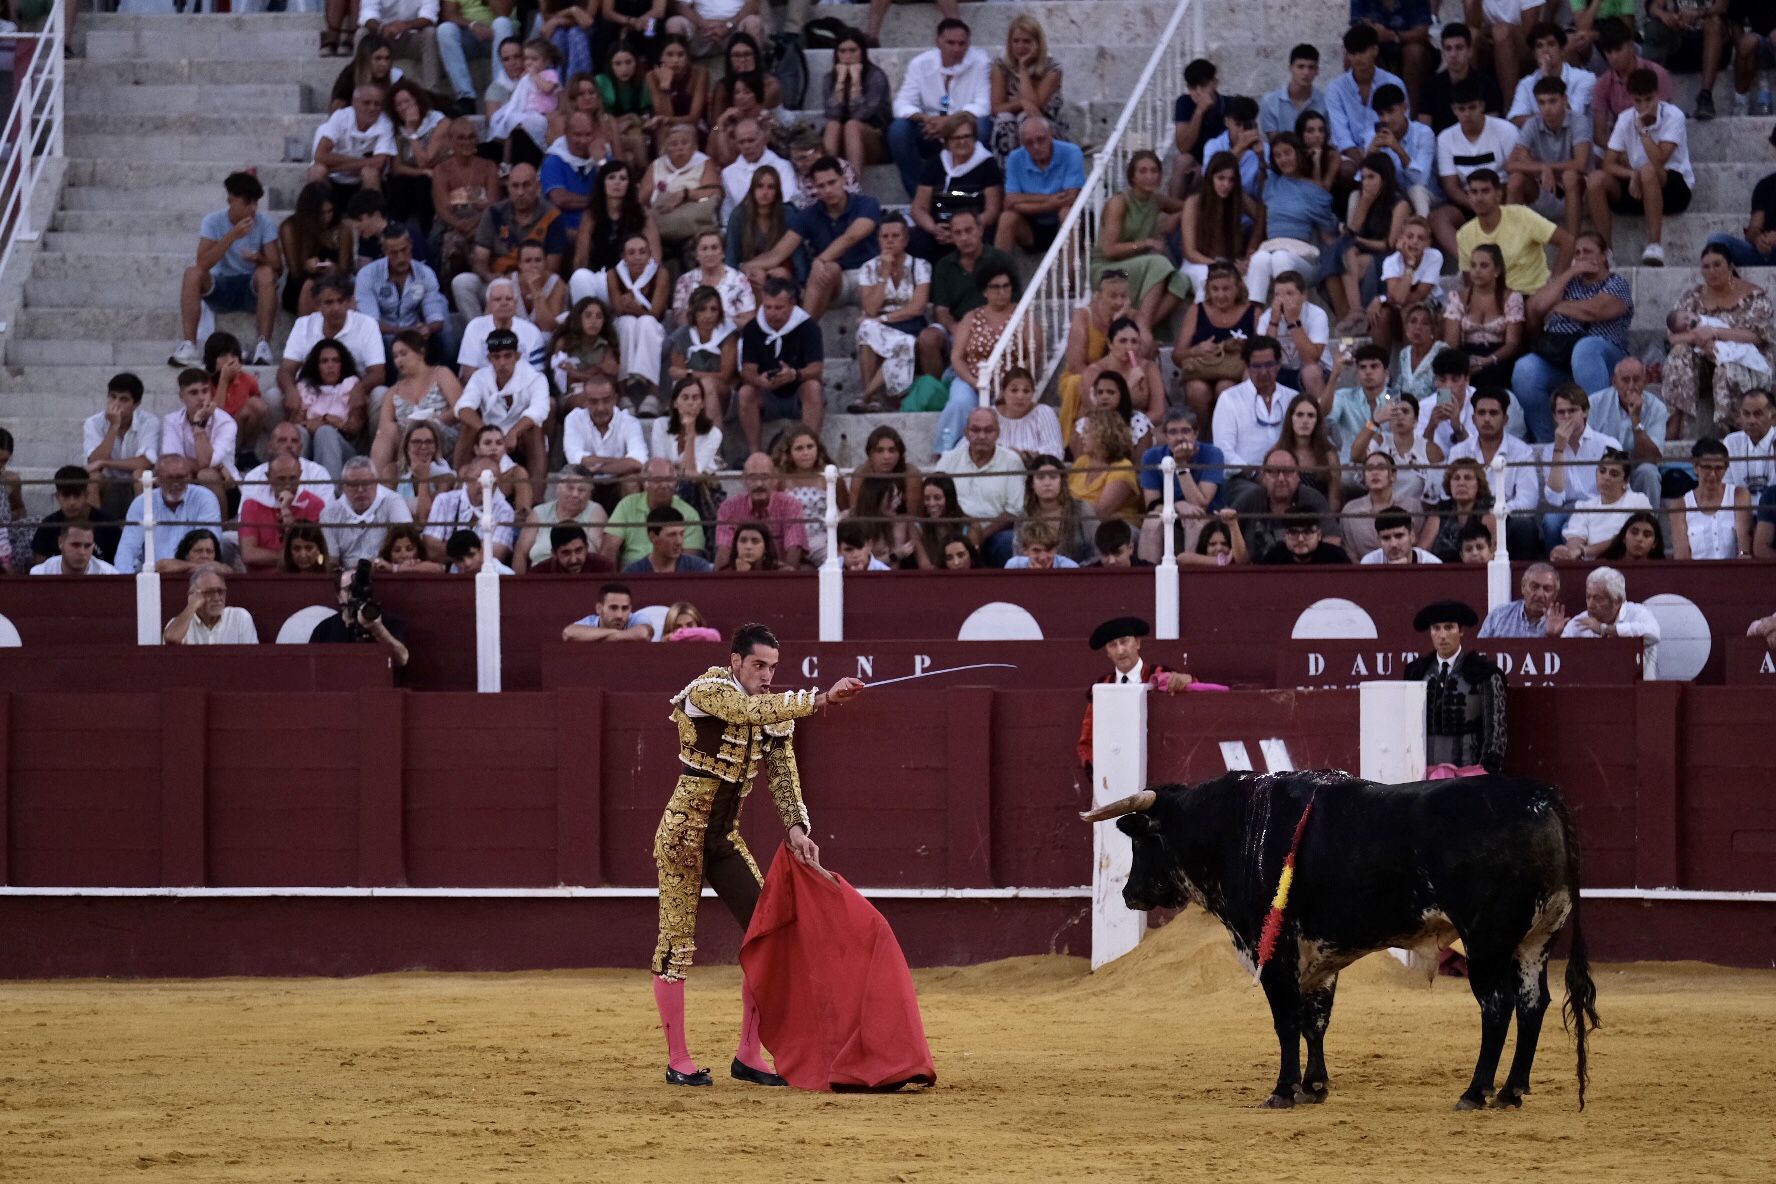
865;663;1020;688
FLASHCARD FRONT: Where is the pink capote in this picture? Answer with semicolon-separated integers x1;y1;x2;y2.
738;844;937;1092
1428;763;1489;780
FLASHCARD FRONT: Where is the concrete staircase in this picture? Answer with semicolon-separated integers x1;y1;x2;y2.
0;1;1172;508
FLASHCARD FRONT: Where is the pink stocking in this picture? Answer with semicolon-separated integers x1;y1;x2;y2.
735;977;769;1072
653;975;699;1075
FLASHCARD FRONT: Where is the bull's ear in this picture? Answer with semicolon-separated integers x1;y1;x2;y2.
1116;813;1158;838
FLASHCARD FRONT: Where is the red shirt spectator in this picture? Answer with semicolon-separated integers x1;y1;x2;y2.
715;453;811;567
239;455;326;567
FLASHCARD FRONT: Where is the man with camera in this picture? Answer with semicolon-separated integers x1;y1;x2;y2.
309;560;410;668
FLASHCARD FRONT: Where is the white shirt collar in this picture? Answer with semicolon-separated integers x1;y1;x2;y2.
1118;658;1144;685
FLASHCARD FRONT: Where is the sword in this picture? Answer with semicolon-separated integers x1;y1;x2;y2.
864;663;1019;688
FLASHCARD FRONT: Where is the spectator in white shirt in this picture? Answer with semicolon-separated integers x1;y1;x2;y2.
308;85;397;199
241;421;335;512
162;368;239;501
1209;336;1296;484
424;456;516;561
1562;565;1662;674
933;407;1025;566
1256;274;1330;404
1444;385;1541;558
1359;508;1442;564
163;565;260;646
1429;78;1522;259
1724;388;1775;497
650;374;724;472
887;18;992;200
275;273;389;437
837;518;894;570
1550;448;1653;560
1368;216;1442;349
30;524;119;576
562;373;648;508
458;276;546;379
1506;23;1595;127
719;118;799;220
322;456;415;566
1539;384;1621;552
1587;68;1694;266
84;372;160;519
453;327;549;494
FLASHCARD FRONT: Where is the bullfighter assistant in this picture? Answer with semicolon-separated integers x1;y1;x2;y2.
652;622;865;1087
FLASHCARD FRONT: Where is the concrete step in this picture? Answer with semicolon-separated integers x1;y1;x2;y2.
5;306;287;351
60;184;274;215
84;24;335;62
78;3;1169;48
42;230;216;255
51;208;284;235
68;110;324;134
67;54;344;94
0;361;280;397
67;132;314;164
0;416;90;470
65;81;308;117
62;160;311;191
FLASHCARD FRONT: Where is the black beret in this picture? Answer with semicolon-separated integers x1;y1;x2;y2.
1090;616;1150;651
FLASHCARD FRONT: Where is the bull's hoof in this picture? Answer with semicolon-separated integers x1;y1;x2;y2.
1261;1092;1296;1109
1453;1095;1487;1111
1491;1088;1525;1109
1296;1081;1329;1104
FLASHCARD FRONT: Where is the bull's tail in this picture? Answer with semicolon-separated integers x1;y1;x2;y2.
1554;790;1601;1110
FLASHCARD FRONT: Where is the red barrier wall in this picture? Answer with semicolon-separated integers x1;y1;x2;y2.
4;560;1769;689
3;682;1774;975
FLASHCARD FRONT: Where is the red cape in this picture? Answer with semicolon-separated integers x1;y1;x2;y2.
739;846;937;1092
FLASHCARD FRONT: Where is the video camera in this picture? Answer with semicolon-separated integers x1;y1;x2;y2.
346;559;382;639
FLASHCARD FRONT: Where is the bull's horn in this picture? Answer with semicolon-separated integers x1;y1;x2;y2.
1080;790;1156;823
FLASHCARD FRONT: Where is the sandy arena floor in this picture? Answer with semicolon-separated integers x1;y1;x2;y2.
3;908;1774;1183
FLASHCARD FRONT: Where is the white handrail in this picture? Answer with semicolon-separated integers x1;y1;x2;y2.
0;3;67;334
978;0;1198;407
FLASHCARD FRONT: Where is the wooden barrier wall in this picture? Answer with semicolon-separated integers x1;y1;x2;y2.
2;683;1774;973
2;561;1770;689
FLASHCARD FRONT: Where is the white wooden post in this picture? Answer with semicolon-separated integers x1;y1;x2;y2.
1154;455;1179;639
474;468;501;692
1090;682;1148;969
1487;452;1511;615
817;463;842;641
134;468;161;646
1359;680;1426;784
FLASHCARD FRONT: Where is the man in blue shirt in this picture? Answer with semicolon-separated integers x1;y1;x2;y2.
1199;96;1266;198
171;171;281;369
539;113;604;234
1140;407;1226;557
996;116;1086;251
353;223;453;364
114;454;224;574
1368;83;1437;210
780;157;881;320
1328;24;1407;172
1259;44;1329;139
624;506;716;573
1350;0;1434;108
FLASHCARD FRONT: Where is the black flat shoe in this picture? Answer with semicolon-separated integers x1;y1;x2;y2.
731;1058;787;1087
665;1066;712;1086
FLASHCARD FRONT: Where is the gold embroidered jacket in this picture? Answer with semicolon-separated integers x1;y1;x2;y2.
669;667;819;830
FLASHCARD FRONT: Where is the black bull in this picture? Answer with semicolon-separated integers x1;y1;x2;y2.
1086;771;1601;1110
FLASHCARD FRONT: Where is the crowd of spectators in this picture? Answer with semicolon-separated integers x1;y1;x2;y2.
4;5;1776;586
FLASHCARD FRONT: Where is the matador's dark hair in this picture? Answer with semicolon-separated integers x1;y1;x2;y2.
731;622;780;656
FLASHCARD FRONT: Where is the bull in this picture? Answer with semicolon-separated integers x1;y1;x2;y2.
1084;770;1600;1111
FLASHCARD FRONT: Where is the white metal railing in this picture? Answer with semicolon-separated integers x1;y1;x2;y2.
0;3;67;333
979;0;1199;405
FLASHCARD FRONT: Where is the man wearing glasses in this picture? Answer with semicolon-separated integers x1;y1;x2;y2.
1209;336;1296;503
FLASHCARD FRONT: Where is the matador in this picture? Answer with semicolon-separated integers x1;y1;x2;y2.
651;622;865;1087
